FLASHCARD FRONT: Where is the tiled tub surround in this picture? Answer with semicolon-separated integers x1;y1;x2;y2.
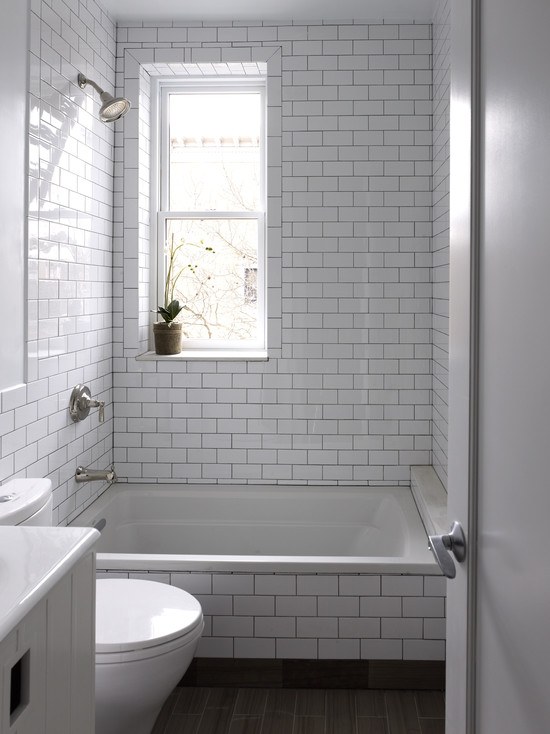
72;482;445;660
96;569;445;662
0;0;116;525
113;21;434;485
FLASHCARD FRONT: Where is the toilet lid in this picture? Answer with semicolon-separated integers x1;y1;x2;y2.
0;478;52;525
96;579;202;653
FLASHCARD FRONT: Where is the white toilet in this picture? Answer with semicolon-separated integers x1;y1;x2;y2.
0;478;204;734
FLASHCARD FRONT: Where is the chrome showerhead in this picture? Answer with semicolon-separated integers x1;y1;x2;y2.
78;73;131;122
98;93;131;122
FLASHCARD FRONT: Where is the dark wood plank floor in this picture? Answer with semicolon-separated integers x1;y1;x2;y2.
152;687;445;734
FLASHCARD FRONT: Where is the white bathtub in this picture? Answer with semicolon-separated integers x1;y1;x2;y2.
71;483;438;575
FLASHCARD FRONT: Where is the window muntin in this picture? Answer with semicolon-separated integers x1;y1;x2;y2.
158;83;266;350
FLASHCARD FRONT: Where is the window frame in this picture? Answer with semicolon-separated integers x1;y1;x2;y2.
154;79;267;353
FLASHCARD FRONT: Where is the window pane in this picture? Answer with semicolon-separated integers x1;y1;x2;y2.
166;218;260;342
169;93;261;212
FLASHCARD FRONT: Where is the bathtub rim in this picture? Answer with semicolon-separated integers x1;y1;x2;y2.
94;551;440;574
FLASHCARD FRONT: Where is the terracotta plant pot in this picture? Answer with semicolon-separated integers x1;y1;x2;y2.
153;322;183;355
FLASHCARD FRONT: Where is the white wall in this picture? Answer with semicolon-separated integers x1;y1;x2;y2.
0;0;116;525
113;20;434;485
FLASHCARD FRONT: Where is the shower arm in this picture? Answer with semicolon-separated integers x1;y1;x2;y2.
78;73;105;96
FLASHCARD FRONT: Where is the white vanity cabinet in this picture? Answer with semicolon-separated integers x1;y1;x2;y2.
0;527;99;734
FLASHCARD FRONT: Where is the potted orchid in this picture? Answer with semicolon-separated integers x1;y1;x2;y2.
152;234;213;355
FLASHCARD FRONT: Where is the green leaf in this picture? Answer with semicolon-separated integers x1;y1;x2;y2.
156;299;184;323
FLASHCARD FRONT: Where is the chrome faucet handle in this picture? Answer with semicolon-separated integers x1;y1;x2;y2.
88;398;105;423
69;385;105;423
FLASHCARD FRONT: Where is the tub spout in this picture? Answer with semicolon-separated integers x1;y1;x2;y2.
75;465;117;483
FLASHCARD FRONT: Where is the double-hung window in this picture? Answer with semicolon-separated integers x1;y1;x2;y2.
156;81;266;354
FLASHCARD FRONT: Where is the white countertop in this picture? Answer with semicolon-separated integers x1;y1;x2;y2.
0;526;99;641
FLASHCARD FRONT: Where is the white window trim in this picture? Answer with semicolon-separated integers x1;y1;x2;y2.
151;78;267;357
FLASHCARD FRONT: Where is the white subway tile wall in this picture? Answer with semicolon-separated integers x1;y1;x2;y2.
432;0;450;488
0;0;115;524
97;569;446;661
113;21;434;485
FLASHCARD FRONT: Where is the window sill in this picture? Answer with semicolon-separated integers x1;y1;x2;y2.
135;349;269;362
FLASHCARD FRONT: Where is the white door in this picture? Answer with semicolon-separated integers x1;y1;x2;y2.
447;0;550;732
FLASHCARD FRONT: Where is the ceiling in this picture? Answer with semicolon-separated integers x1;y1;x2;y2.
101;0;436;23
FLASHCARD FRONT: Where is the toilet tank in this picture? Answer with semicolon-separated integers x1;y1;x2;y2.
0;478;53;525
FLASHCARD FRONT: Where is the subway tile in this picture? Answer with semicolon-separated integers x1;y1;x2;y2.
212;616;254;638
255;575;296;596
339;618;381;639
424;576;447;597
213;575;254;595
197;637;234;658
234;637;276;659
296;617;338;639
402;597;445;618
381;618;423;639
381;576;424;597
361;638;403;660
234;596;275;616
276;638;318;660
276;596;317;617
319;638;360;660
360;596;402;618
195;595;233;616
171;573;213;595
423;618;446;640
317;596;359;617
403;640;446;661
297;575;338;596
255;617;296;638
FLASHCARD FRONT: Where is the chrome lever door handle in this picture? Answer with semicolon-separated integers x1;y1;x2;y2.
428;521;466;579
